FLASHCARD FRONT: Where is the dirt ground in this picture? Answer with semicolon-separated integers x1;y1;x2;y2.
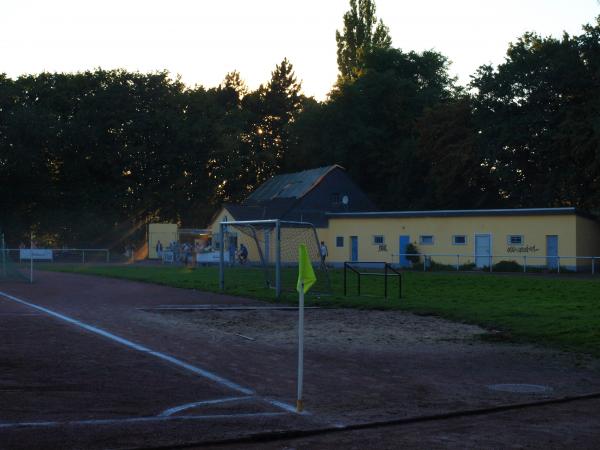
0;270;599;449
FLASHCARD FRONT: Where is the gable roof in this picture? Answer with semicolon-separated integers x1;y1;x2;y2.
222;198;297;222
245;165;342;203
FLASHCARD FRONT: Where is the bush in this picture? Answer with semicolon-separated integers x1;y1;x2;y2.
405;243;420;264
492;260;522;272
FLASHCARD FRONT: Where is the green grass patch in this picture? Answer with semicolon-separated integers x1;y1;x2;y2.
44;264;600;357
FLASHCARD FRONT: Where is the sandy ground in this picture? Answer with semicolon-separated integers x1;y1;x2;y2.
146;308;489;351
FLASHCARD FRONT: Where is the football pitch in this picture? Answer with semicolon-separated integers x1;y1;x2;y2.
45;264;600;356
0;267;599;449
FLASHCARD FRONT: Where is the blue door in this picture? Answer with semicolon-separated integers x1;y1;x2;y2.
399;235;410;267
350;236;358;262
475;234;491;268
546;235;558;269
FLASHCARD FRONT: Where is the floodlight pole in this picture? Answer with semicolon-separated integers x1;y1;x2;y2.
296;281;304;413
275;219;281;299
219;222;225;291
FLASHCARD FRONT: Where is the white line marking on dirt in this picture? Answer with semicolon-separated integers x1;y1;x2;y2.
158;396;253;417
0;291;256;393
0;290;301;413
263;398;306;414
0;412;286;429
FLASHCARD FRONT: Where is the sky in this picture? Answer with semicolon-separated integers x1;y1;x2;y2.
1;0;599;99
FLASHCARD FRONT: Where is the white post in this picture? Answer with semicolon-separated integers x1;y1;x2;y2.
275;220;281;298
297;281;305;413
219;223;225;291
29;232;33;284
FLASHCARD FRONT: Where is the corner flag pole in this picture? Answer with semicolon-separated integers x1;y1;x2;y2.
296;244;316;413
297;280;305;412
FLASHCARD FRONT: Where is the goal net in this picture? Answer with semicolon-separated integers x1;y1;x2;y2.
218;220;331;297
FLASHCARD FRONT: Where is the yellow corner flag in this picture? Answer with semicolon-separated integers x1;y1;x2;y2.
297;244;317;294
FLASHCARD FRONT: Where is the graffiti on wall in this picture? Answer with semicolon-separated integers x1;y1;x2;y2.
507;245;539;253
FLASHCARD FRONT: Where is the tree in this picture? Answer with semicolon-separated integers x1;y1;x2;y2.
416;98;500;209
470;17;600;211
335;0;392;83
286;47;457;209
242;58;303;191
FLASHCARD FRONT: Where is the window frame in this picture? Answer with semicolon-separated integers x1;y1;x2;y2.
419;235;435;245
452;235;467;246
507;235;524;245
331;192;341;206
372;235;385;245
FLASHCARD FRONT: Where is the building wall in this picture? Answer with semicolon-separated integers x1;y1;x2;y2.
576;216;600;261
326;214;578;268
148;223;178;259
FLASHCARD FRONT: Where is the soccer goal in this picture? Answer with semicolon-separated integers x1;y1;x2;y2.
218;219;331;297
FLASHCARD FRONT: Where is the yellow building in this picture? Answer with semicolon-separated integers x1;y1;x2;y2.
148;223;178;259
325;208;600;270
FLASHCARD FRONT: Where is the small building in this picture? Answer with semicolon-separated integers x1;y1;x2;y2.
156;167;600;271
326;208;600;270
148;223;178;259
209;165;375;230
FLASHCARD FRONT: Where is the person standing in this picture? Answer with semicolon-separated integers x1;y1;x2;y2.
156;240;163;259
320;241;328;265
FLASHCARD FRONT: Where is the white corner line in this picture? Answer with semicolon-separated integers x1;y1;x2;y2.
158;396;253;417
0;291;253;395
0;412;287;429
263;398;309;415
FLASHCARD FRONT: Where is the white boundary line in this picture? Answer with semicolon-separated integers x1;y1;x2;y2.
158;396;253;417
0;290;298;415
0;290;252;394
0;412;286;429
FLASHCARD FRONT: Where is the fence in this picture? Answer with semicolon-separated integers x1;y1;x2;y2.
392;253;600;275
6;248;111;264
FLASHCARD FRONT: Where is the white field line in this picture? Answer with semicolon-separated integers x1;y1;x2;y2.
0;412;286;429
0;290;297;414
158;396;253;417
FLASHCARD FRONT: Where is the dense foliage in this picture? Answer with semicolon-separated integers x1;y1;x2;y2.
1;1;599;248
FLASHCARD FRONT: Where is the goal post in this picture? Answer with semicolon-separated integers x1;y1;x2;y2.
218;219;331;298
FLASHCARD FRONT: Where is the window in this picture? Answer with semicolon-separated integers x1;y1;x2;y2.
420;235;434;245
331;193;341;205
336;236;344;247
507;235;523;245
453;235;467;245
373;235;385;245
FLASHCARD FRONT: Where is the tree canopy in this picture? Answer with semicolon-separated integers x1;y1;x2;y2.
1;0;599;249
335;0;392;83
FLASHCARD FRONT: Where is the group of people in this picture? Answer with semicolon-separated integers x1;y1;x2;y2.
156;240;209;265
228;242;248;266
156;238;328;266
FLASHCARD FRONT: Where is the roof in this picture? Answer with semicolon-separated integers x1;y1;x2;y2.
222;199;297;222
327;207;591;219
245;165;342;203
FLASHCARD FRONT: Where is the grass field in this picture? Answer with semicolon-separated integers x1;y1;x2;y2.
43;264;600;357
